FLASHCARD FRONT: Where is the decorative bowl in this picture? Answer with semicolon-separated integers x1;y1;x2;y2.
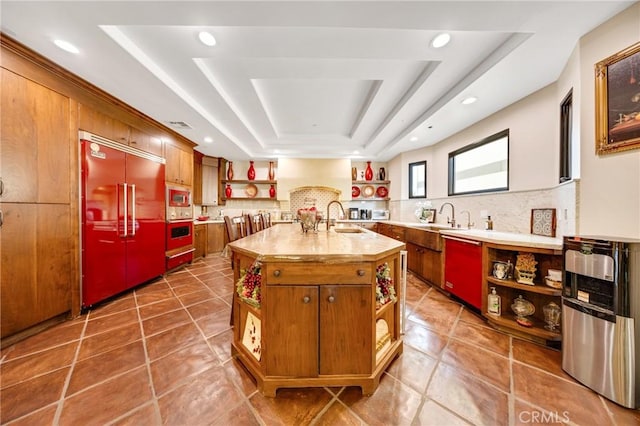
511;295;535;318
545;276;562;289
197;216;210;221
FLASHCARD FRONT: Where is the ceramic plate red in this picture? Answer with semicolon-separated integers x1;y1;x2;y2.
376;186;388;198
352;186;361;197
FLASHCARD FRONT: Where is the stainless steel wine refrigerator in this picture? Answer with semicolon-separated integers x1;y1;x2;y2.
562;236;640;408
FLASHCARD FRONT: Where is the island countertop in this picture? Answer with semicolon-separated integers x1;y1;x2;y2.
227;223;406;262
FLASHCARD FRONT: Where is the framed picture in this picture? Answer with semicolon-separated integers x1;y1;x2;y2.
530;208;556;237
595;41;640;155
408;161;426;198
421;208;436;223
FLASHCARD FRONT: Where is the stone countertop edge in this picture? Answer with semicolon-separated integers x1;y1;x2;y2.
227;223;405;262
439;229;563;250
193;219;225;224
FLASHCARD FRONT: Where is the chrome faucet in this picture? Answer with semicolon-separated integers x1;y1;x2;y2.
460;210;474;229
439;202;456;228
326;200;346;230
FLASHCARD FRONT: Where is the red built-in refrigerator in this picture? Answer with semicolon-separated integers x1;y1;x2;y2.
80;131;166;308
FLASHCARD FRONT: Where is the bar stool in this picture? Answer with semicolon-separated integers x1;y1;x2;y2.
262;212;272;228
249;213;264;234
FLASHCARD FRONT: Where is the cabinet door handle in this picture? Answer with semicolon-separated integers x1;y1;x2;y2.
0;178;3;196
273;270;281;277
303;296;311;304
0;210;3;227
327;295;335;303
357;269;365;276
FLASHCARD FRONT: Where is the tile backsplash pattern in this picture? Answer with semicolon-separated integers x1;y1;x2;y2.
290;187;341;217
390;181;578;237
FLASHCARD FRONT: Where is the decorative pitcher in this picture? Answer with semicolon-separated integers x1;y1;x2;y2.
247;161;256;180
227;161;234;181
268;161;275;180
378;167;386;181
225;184;232;198
365;161;373;181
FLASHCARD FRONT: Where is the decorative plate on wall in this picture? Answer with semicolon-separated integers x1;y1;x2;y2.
362;185;375;198
531;208;556;237
245;183;258;198
352;186;361;197
376;186;388;198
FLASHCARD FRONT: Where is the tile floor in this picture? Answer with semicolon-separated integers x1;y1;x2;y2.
2;253;639;425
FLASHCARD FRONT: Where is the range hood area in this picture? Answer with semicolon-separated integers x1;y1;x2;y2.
275;158;352;201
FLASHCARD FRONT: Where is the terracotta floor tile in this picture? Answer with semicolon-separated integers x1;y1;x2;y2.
408;296;462;334
158;366;244;425
177;288;215;306
67;341;146;396
426;286;452;301
195;308;233;338
1;341;77;388
84;308;139;337
5;404;58;426
512;338;568;379
187;297;229;320
150;341;219;396
339;374;422;425
441;339;510;392
77;322;142;361
89;294;137;319
458;308;490;328
142;308;192;337
223;359;258;397
513;399;573;426
170;280;209;297
134;287;176;306
385;345;437;393
145;322;204;360
137;297;182;320
451;320;511;357
0;367;69;423
134;280;170;295
251;387;334;424
415;400;473;426
512;362;612;426
165;273;196;287
602;397;640;425
426;362;509;426
314;400;363;425
403;319;448;357
59;367;152;425
212;402;261;426
1;320;84;361
208;329;234;362
110;402;161;426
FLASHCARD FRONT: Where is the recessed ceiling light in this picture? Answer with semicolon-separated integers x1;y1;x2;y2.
462;96;478;105
53;39;79;54
353;150;360;155
431;33;451;48
198;31;217;47
204;137;213;143
410;136;419;142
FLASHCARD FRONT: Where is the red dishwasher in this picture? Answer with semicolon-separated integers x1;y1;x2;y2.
443;235;483;310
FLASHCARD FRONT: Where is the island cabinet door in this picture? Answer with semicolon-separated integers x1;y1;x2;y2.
319;285;372;375
265;285;319;377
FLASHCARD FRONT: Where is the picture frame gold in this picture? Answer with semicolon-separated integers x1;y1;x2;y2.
595;41;640;155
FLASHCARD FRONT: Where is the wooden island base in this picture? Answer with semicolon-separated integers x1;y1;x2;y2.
232;339;403;397
227;224;406;397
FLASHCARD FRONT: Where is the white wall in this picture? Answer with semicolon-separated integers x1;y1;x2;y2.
576;3;640;238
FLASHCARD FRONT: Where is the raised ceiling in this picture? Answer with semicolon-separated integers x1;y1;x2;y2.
1;1;634;161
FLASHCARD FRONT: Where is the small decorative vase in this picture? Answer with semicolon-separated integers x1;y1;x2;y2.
365;161;373;181
227;161;234;181
351;167;358;181
225;184;232;198
247;161;256;180
268;161;275;181
269;184;276;198
378;167;386;181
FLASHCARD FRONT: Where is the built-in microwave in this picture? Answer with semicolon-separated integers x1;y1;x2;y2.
167;186;191;208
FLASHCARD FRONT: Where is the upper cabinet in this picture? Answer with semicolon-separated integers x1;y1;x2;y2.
78;104;162;157
165;143;193;186
193;151;203;205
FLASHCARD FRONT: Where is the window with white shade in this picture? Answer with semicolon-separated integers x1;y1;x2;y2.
448;129;509;195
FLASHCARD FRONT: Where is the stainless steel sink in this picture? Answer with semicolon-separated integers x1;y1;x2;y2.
333;227;364;233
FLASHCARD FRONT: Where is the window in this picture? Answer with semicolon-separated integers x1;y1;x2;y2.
559;89;572;183
408;161;426;198
448;129;509;195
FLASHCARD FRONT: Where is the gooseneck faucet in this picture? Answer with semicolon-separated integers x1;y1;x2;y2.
460;210;474;229
439;202;456;228
326;200;346;230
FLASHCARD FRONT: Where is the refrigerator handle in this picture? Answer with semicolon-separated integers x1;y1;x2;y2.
130;184;136;236
122;183;128;238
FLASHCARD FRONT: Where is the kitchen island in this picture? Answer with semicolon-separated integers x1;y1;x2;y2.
227;223;406;396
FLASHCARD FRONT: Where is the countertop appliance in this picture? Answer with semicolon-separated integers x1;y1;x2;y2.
562;236;640;408
372;210;390;220
80;131;166;308
349;208;359;220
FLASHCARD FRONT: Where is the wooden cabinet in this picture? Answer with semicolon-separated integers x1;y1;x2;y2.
193;151;203;205
207;222;225;253
128;127;162;156
404;227;443;287
193;224;207;260
482;242;563;345
376;223;406;242
231;249;402;396
165;143;193;186
1;69;70;204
